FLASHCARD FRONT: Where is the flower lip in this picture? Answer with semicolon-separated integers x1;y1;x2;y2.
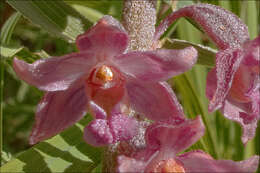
152;158;185;173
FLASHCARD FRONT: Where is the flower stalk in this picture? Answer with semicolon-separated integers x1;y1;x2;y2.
122;0;157;51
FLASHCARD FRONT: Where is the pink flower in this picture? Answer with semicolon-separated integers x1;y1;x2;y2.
13;16;197;146
117;116;259;173
155;3;260;144
206;36;260;144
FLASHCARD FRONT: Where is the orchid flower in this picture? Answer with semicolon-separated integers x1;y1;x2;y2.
154;3;260;144
13;15;197;146
117;116;259;173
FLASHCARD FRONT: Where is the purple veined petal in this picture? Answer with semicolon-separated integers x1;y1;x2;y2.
177;150;259;173
117;155;147;172
154;3;250;49
208;49;243;112
126;81;186;123
29;81;88;145
145;116;205;156
83;119;113;146
13;51;97;92
76;15;128;58
114;47;197;82
108;113;138;142
222;101;258;144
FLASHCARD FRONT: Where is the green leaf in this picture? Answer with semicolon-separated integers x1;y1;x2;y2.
7;0;92;42
163;38;216;68
65;0;122;20
1;116;103;173
71;4;103;23
1;11;22;164
0;12;21;45
0;46;47;64
0;46;23;58
245;1;258;39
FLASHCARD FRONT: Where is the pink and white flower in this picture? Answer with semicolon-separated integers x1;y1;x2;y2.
117;116;259;173
155;3;260;144
13;15;197;146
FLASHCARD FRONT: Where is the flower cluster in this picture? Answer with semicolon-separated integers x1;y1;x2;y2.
13;15;197;146
13;2;259;173
155;3;260;144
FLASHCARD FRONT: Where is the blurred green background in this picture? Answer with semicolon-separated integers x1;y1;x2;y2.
1;0;259;171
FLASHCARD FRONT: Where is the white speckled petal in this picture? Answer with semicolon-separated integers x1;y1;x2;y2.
155;3;249;49
208;49;243;112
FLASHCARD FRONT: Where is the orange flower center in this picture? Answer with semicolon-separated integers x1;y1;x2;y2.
86;65;125;114
153;159;185;173
93;65;114;85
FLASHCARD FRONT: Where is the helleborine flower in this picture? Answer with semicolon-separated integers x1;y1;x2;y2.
154;3;260;144
13;16;197;146
206;36;260;144
117;117;259;173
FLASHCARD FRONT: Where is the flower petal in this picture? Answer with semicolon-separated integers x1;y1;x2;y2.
13;52;96;92
126;81;186;123
117;155;146;172
83;119;113;146
83;113;138;146
222;101;258;144
208;49;243;112
145;116;205;155
155;3;250;49
115;47;197;82
29;81;88;145
242;35;260;66
88;101;107;119
76;15;128;57
206;68;217;100
108;113;138;142
177;150;259;173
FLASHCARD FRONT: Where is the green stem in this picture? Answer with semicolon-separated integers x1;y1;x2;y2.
0;57;4;157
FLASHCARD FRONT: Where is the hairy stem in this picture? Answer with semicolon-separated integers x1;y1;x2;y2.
122;0;157;51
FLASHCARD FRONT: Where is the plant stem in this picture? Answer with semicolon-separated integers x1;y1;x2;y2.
122;0;157;51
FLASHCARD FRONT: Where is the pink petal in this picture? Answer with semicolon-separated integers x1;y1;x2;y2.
155;3;249;49
29;81;88;145
145;116;205;156
206;68;217;100
117;155;146;172
13;51;96;92
208;49;243;112
177;150;259;172
242;35;260;66
126;81;186;123
76;15;128;57
222;101;258;144
88;101;107;119
83;114;138;146
115;47;197;82
83;119;113;146
108;113;138;142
